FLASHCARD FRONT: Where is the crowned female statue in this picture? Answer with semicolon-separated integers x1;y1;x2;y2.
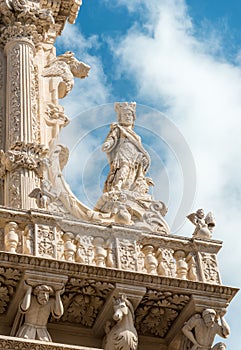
94;102;169;234
102;102;151;193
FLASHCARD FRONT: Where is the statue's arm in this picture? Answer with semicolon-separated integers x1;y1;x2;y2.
102;124;118;152
182;316;201;348
52;289;64;319
19;284;32;312
218;316;230;338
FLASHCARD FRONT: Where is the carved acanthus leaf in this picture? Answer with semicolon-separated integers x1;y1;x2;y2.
0;267;21;314
0;142;48;177
135;289;190;338
55;278;114;327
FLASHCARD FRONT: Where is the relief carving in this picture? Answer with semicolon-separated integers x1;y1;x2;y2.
59;278;114;327
117;239;138;271
0;142;48;177
22;224;34;255
200;252;221;284
0;267;21;314
104;295;138;350
0;0;55;44
135;290;190;338
36;224;55;258
8;170;21;208
75;235;94;264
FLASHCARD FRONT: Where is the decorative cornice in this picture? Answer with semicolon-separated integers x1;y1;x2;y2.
0;251;238;303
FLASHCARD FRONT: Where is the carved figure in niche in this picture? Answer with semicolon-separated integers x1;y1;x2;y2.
95;102;170;234
187;209;216;239
182;308;230;350
104;294;138;350
16;284;64;341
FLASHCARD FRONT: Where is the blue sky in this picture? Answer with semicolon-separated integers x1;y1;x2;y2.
57;1;241;348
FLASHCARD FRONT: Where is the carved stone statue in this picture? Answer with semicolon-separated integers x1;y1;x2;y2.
104;294;138;350
95;102;170;234
187;209;216;239
102;102;150;193
182;308;230;350
16;284;64;341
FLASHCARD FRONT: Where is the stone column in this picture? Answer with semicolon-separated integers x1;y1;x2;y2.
3;36;40;209
5;37;35;146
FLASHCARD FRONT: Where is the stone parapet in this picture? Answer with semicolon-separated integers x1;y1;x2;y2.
0;207;223;284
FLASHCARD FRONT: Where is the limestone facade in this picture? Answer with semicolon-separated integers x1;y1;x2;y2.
0;1;238;350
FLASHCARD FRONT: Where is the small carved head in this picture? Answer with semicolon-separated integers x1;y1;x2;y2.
115;102;136;127
34;285;53;305
196;208;205;219
202;308;216;327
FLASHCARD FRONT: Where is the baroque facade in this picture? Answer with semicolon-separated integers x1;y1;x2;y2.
0;1;238;350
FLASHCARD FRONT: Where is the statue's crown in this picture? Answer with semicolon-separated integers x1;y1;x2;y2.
114;102;136;116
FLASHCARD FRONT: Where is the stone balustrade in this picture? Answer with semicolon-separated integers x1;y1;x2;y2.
0;207;222;285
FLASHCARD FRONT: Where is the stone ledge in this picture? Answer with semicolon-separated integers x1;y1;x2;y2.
0;335;102;350
0;251;238;301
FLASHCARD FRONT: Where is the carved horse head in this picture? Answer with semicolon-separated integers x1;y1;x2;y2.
104;294;138;350
112;294;134;322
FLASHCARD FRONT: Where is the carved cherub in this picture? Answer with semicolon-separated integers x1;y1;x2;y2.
16;283;64;341
29;179;57;209
182;308;230;350
187;208;216;239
